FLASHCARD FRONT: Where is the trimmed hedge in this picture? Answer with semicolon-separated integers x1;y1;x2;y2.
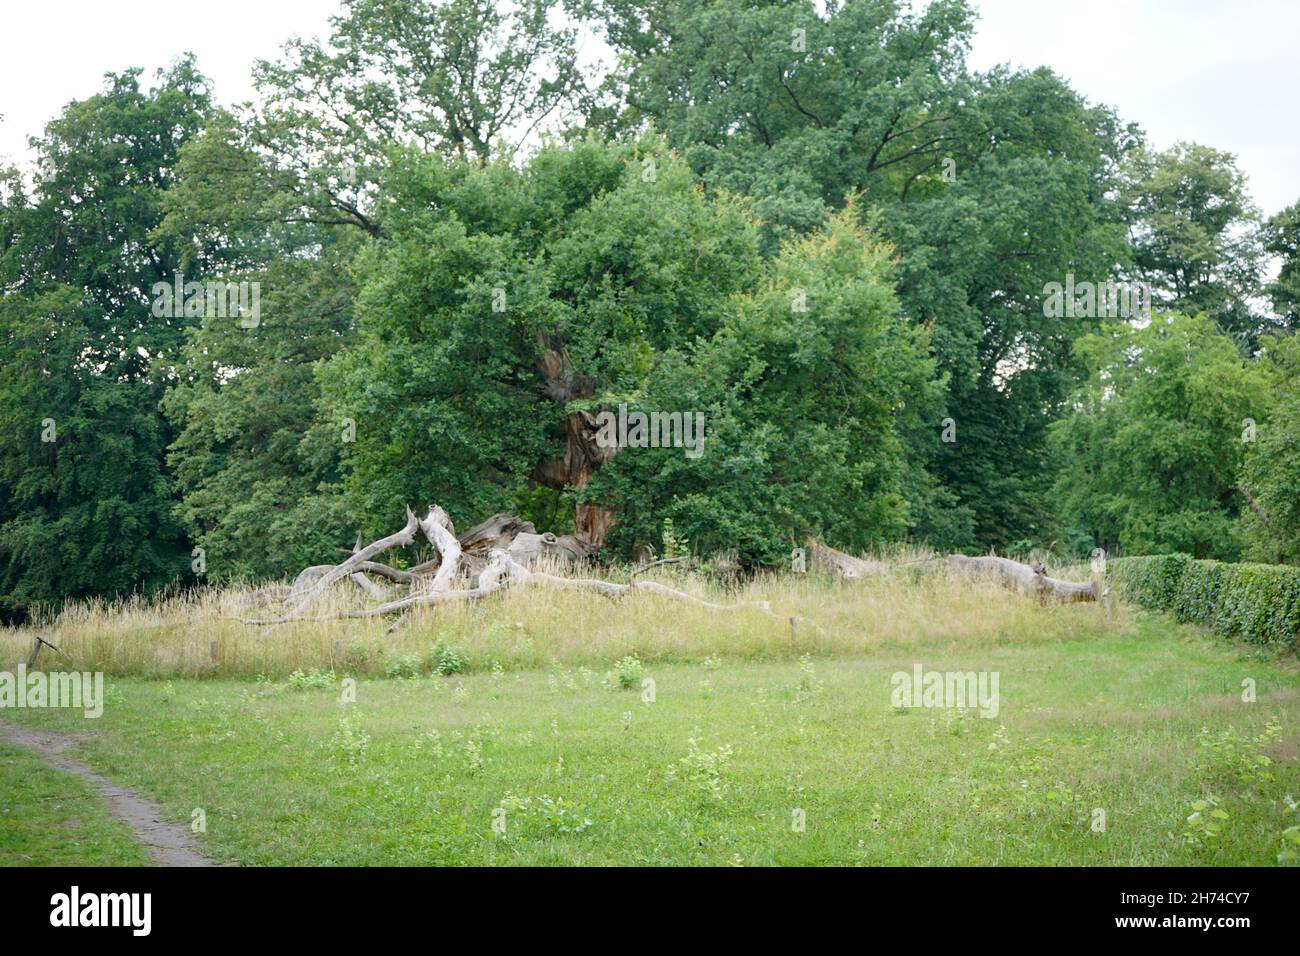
1109;555;1300;652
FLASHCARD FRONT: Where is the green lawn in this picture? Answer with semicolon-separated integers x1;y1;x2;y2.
2;614;1298;866
0;744;150;866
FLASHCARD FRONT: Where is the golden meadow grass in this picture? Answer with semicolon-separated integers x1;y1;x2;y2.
0;559;1129;679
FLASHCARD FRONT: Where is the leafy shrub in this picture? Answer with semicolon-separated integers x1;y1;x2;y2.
342;640;371;671
609;655;643;690
463;736;484;774
1181;795;1230;850
385;654;422;679
1191;719;1281;788
428;642;465;676
1281;794;1300;864
496;794;592;836
796;653;824;699
1110;555;1300;650
286;668;336;690
666;732;735;800
660;518;690;560
330;715;370;764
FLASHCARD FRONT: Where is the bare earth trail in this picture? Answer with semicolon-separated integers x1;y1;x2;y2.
0;721;217;867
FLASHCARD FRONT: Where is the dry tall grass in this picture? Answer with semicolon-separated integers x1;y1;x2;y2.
0;558;1129;678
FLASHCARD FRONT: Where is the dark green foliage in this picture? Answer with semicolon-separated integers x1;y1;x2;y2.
1050;313;1269;561
0;62;212;619
320;136;767;535
591;0;1136;550
322;139;934;561
1122;143;1266;341
1111;555;1300;651
587;206;935;562
1263;202;1300;327
0;0;1296;620
157;128;365;581
1237;334;1300;564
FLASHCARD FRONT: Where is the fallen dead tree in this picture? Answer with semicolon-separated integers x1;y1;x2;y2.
805;538;894;577
808;538;1105;605
243;505;783;629
244;509;1103;632
942;554;1100;603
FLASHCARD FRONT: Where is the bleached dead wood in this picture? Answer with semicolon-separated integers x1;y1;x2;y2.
630;556;689;577
805;538;1101;605
243;529;781;627
333;552;775;620
458;513;535;556
507;531;592;565
284;508;421;616
419;505;462;593
353;561;417;584
349;572;386;600
633;580;772;612
254;505;1103;642
234;584;293;606
943;554;1098;602
806;538;894;578
26;635;62;667
288;565;333;599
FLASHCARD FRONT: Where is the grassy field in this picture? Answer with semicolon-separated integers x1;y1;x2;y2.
0;744;149;866
0;561;1121;679
2;573;1298;865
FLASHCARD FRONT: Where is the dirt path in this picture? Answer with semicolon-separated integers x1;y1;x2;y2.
0;722;217;867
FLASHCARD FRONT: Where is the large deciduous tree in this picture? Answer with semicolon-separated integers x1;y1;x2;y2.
156;0;593;581
1123;142;1267;342
321;137;935;562
1049;312;1269;560
585;203;937;562
321;136;762;546
0;61;211;619
586;0;1136;552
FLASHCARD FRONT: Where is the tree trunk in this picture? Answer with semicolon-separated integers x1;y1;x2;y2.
943;554;1097;602
1238;484;1269;526
245;511;787;628
806;538;894;577
806;539;1102;605
531;332;618;550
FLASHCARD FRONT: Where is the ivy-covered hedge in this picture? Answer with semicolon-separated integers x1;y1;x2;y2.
1109;555;1300;651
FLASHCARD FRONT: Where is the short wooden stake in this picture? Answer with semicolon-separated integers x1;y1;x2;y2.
26;635;62;668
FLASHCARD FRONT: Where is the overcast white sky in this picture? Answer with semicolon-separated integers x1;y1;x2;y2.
0;0;1295;214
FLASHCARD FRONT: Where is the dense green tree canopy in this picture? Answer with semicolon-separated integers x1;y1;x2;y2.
1123;142;1266;341
1263;201;1300;326
0;0;1297;619
320;138;933;562
1237;334;1300;564
1050;312;1270;560
585;202;936;560
587;0;1136;550
0;61;211;619
148;0;591;583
